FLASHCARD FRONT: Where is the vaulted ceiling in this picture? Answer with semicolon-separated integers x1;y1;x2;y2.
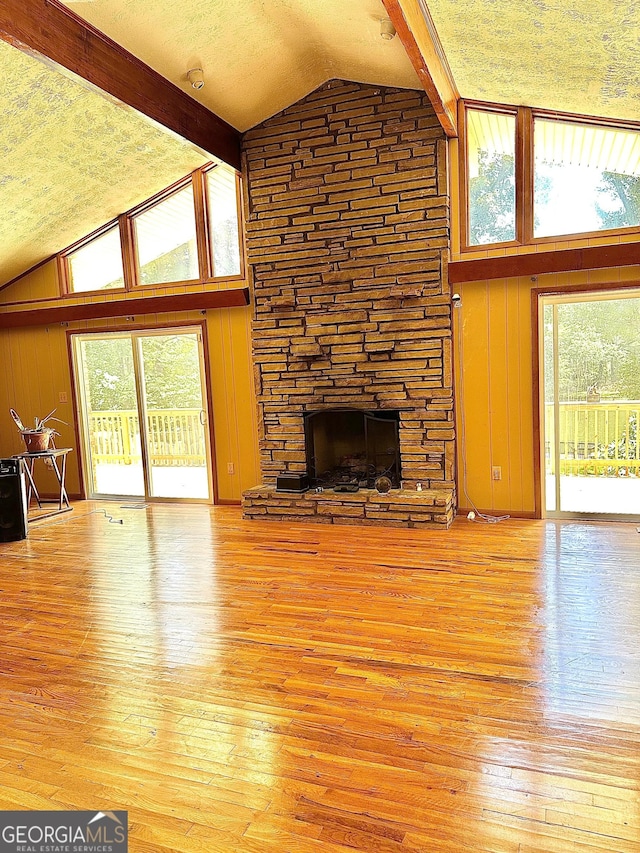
2;0;640;289
59;0;419;132
0;40;210;288
426;0;640;123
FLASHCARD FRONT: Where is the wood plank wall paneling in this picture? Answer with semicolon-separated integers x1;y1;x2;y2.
448;127;640;515
0;307;260;502
0;259;60;304
454;268;640;517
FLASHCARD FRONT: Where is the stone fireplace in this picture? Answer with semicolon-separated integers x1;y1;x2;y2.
305;408;401;489
241;80;456;527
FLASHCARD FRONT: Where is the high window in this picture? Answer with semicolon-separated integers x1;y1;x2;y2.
463;104;640;249
206;165;241;277
67;225;125;293
134;184;199;286
62;163;243;294
466;108;516;246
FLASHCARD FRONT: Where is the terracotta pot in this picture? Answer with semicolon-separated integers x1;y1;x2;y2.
21;430;53;453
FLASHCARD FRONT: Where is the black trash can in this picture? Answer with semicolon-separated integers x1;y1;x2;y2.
0;458;28;542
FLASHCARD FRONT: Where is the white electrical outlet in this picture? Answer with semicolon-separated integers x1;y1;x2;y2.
227;462;235;475
492;466;502;481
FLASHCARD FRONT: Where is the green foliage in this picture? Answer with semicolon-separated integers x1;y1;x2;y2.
83;335;202;412
608;413;637;471
596;171;640;230
468;151;516;245
212;218;241;276
139;241;197;286
545;299;640;402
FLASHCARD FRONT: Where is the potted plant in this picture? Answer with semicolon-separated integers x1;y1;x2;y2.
10;408;66;453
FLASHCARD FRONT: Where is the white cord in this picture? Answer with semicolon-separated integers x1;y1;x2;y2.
455;299;510;524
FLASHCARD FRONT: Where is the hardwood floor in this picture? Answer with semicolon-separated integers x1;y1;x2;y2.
1;503;640;852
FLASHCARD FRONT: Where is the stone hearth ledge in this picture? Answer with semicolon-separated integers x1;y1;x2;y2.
242;486;455;529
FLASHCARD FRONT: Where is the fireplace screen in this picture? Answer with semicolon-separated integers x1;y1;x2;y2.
304;409;401;489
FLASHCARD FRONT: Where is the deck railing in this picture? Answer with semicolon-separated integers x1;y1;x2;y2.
89;409;206;467
545;402;640;476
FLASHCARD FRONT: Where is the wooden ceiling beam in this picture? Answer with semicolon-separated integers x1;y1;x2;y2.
382;0;458;137
0;0;241;170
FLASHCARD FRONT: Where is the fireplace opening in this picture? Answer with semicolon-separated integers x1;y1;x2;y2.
304;409;401;489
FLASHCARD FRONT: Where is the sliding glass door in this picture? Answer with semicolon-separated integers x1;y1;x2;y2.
541;291;640;519
74;327;212;501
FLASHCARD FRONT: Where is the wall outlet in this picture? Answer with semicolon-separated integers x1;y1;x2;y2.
58;391;68;403
492;466;502;481
227;462;235;475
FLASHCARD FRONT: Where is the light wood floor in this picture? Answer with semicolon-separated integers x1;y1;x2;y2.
1;503;640;852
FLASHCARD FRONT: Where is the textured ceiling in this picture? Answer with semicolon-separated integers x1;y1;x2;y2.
59;0;420;131
0;41;209;288
6;0;636;289
426;0;640;122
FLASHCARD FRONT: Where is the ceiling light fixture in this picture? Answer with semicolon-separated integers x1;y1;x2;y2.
187;67;205;90
380;18;396;40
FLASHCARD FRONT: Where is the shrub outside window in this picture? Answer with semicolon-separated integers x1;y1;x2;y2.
67;225;125;293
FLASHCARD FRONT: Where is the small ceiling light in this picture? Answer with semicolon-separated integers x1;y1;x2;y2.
187;67;205;90
380;18;396;40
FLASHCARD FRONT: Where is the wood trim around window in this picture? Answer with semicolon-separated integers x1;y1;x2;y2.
193;170;212;281
5;163;246;304
460;101;520;252
59;218;126;297
460;100;640;254
529;278;640;520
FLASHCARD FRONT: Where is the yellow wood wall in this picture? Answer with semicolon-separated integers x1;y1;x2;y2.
454;276;535;514
0;260;59;304
450;137;640;516
0;268;260;503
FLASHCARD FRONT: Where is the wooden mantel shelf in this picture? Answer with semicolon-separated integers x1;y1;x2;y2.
0;287;250;329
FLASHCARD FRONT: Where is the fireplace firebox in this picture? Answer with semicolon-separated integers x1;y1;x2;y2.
304;409;401;489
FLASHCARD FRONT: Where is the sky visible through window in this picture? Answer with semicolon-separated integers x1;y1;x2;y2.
468;109;640;245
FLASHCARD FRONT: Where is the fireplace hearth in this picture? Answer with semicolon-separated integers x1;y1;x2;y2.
305;409;400;489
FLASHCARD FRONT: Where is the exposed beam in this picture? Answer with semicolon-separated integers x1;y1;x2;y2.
0;0;241;170
0;288;250;329
449;243;640;284
382;0;458;137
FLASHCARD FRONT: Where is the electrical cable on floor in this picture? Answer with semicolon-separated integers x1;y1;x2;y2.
88;509;124;525
454;294;510;524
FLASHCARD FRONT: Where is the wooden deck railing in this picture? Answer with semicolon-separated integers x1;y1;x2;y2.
545;402;640;476
89;409;206;467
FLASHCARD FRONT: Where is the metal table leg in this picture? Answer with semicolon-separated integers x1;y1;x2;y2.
50;455;70;510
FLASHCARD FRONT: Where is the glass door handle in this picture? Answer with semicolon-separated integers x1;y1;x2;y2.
199;410;206;425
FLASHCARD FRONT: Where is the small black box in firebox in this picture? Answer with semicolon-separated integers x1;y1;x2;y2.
276;473;310;493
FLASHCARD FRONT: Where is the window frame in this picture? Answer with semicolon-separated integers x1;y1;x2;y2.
60;219;128;296
57;162;244;297
460;100;640;252
130;174;203;288
202;164;245;282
